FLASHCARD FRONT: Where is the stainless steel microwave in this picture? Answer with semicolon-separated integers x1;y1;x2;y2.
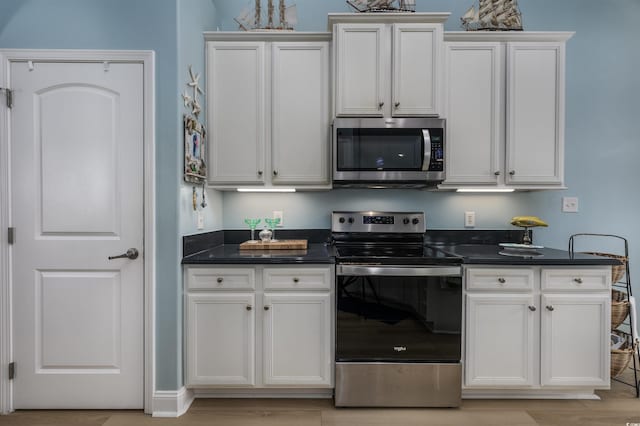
332;117;446;188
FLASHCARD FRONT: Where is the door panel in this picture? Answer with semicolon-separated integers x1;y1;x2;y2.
11;61;143;409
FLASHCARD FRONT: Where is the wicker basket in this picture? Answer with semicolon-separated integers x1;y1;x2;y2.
611;347;635;377
611;300;630;329
583;252;627;283
612;289;627;302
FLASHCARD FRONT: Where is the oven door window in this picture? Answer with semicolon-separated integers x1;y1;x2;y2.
336;275;462;362
336;128;424;171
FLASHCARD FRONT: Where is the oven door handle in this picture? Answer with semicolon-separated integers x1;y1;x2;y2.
337;265;461;277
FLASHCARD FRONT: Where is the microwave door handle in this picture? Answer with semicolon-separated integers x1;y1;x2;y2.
422;129;431;171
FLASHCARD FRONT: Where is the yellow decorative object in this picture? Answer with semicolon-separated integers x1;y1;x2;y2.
510;216;548;228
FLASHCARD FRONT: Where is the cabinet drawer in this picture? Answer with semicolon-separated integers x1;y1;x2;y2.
466;268;534;291
541;268;610;291
187;267;255;291
263;267;331;290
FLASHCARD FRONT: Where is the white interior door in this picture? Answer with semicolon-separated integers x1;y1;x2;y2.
10;61;143;409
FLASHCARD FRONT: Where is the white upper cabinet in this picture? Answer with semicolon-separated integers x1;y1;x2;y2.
207;41;265;184
442;33;573;189
330;13;448;117
271;42;330;185
506;42;565;185
205;33;331;189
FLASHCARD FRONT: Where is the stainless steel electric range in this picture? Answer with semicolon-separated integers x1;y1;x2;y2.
331;211;463;407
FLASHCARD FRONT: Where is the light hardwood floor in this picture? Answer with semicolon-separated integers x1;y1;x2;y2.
1;371;639;426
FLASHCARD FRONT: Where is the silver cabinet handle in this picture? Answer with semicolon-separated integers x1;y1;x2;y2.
293;277;299;283
378;101;384;109
574;277;583;284
246;305;253;311
529;305;537;311
498;278;506;284
509;170;516;175
546;305;554;311
264;305;270;311
258;170;263;176
394;102;400;108
108;248;139;260
494;171;501;176
273;170;278;176
216;277;223;284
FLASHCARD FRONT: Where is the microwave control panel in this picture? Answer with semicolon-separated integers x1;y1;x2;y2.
428;129;444;172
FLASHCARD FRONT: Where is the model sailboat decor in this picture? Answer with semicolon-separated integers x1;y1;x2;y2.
461;0;523;31
346;0;416;13
235;0;297;31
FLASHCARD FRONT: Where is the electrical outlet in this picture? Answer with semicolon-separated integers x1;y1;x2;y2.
562;197;579;213
197;211;204;229
273;210;284;227
464;211;476;228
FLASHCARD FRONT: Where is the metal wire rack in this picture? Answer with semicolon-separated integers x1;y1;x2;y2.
569;233;639;397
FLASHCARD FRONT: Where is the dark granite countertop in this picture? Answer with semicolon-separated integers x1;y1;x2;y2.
182;229;619;266
182;242;334;265
182;229;334;265
430;243;620;266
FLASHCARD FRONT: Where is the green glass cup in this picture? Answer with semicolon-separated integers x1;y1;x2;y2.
243;218;261;242
264;217;281;242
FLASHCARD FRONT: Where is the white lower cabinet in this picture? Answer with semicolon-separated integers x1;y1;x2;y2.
263;292;332;386
464;266;610;394
185;265;334;389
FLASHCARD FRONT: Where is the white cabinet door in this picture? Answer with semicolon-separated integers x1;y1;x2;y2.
207;42;265;184
335;23;387;116
465;293;536;387
392;24;441;116
271;42;330;184
540;294;610;387
186;293;255;386
506;42;564;185
444;43;503;185
263;292;332;386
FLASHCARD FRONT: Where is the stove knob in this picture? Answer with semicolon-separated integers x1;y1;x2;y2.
412;218;420;225
338;217;345;224
403;218;410;225
348;217;355;224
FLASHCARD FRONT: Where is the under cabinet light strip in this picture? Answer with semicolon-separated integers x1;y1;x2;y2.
236;188;296;193
456;188;515;193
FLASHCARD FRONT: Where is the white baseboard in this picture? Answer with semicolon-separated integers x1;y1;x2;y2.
193;388;334;398
462;389;601;400
152;387;194;417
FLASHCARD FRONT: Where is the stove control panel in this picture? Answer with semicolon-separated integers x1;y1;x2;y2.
332;211;424;233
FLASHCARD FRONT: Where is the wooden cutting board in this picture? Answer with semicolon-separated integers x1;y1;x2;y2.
239;239;308;250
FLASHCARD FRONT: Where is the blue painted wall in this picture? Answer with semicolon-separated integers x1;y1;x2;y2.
219;0;640;294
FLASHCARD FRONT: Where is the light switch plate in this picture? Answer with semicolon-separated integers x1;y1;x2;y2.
273;210;284;227
197;211;204;229
562;197;579;213
464;211;476;228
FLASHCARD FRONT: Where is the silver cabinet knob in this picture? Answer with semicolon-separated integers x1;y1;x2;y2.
378;101;384;109
574;277;583;284
273;170;278;176
546;305;554;311
258;170;263;176
529;305;537;311
216;277;223;284
498;277;506;284
246;305;253;311
108;248;139;260
293;277;299;283
509;170;516;175
494;171;501;176
394;102;400;108
264;305;270;311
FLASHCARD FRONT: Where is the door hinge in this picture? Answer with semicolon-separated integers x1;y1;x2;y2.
0;88;12;108
7;227;15;245
8;362;15;380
